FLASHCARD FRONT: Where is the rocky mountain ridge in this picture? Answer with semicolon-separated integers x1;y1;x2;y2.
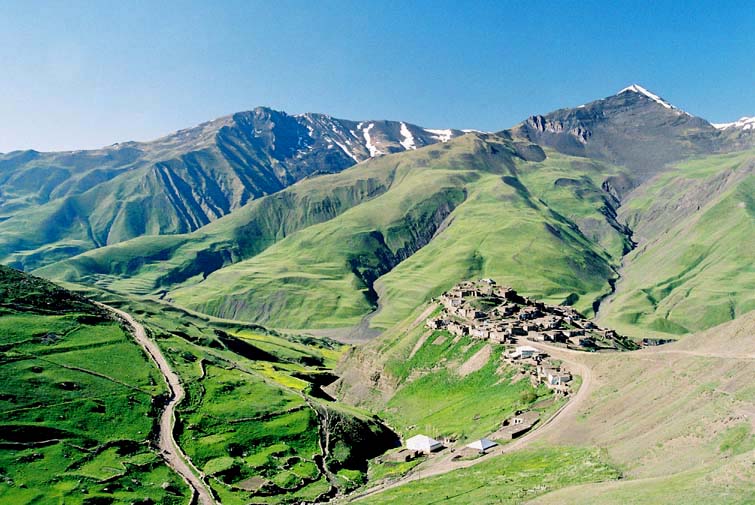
0;107;462;270
508;85;746;197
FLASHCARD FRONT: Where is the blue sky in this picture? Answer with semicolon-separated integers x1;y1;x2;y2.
1;0;753;152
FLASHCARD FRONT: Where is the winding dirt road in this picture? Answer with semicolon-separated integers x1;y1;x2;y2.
345;339;594;502
98;303;217;505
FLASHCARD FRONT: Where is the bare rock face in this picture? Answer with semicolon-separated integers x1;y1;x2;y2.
327;347;400;407
510;85;733;193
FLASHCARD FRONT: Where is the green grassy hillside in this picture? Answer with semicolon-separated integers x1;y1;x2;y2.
38;134;631;332
81;290;401;503
0;267;402;503
29;130;754;339
34;161;396;293
329;296;558;451
0;266;189;504
597;149;755;337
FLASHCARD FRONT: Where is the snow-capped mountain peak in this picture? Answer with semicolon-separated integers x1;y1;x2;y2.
711;116;755;131
618;84;678;110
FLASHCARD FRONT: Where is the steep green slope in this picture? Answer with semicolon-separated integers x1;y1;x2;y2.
167;147;473;328
597;149;755;337
0;266;189;504
328;286;580;444
0;108;460;271
34;163;397;293
368;150;627;330
39;133;632;331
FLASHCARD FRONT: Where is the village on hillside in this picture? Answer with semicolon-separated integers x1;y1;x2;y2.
427;279;638;352
381;279;642;465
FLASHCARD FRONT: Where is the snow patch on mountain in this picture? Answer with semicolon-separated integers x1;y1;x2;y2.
399;122;417;150
425;128;453;142
712;116;755;131
361;123;382;157
618;84;683;111
332;138;360;162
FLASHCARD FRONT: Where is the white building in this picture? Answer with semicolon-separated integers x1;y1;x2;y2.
406;434;443;453
515;345;539;358
465;438;497;453
547;372;572;386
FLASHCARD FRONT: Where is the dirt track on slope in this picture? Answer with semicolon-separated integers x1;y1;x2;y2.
345;339;594;502
99;303;217;505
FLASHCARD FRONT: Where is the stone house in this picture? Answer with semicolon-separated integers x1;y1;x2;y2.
426;318;449;330
448;322;468;337
547;371;572;386
470;327;490;339
545;330;567;343
508;325;527;336
543;317;562;330
518;307;542;320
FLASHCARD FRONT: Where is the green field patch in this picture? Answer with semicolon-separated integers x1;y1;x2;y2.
383;332;550;441
361;446;620;505
717;423;755;456
289;459;319;479
204;456;236;475
244;442;290;468
73;446;127;481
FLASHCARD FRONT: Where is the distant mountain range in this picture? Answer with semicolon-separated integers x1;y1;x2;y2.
0;109;463;269
2;85;754;338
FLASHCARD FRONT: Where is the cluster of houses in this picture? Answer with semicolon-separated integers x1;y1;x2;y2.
503;345;574;394
427;279;632;350
381;280;639;471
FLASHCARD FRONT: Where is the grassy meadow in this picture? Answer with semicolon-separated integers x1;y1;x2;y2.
381;329;552;442
360;446;621;505
0;280;189;503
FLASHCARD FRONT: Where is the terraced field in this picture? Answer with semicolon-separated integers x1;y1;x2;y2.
0;289;188;503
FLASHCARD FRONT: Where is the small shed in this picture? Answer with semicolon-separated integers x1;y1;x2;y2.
465;438;498;453
406;434;443;453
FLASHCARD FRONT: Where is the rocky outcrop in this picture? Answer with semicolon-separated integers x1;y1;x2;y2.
510;86;732;195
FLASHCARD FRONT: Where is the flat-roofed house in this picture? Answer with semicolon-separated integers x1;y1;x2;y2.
515;345;539;359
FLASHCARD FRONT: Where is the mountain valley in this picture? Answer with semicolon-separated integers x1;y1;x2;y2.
1;85;753;505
